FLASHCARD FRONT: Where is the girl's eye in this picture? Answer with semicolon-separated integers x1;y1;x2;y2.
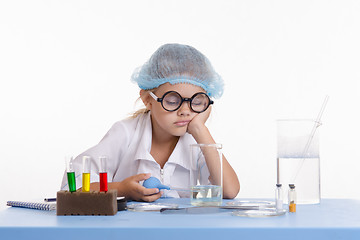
192;95;207;106
192;100;203;106
164;94;181;106
165;100;180;106
164;96;181;106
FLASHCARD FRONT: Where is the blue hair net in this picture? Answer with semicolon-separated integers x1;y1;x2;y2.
131;43;224;99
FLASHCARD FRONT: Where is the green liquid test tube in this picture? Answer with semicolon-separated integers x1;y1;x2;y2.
65;156;77;193
67;172;76;192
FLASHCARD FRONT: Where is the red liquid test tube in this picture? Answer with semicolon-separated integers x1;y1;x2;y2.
100;172;108;192
99;156;108;192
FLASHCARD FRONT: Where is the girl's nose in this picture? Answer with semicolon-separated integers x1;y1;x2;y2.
177;101;191;116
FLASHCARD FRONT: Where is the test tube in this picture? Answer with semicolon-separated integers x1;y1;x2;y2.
82;156;91;192
275;183;283;211
288;184;297;213
65;156;76;192
99;156;108;192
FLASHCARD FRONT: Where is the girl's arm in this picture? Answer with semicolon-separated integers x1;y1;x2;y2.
187;108;240;199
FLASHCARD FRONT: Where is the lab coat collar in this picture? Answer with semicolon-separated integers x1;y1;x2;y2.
133;113;153;161
133;112;195;170
167;133;194;170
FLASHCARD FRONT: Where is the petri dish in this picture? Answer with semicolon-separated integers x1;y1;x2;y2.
226;200;275;208
232;208;286;218
127;203;179;212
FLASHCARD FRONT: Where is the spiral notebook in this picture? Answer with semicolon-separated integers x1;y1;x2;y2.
7;200;56;211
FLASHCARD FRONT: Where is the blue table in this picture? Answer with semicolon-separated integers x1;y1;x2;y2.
1;198;360;240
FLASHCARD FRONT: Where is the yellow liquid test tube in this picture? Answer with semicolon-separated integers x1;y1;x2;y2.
82;156;91;192
82;173;91;192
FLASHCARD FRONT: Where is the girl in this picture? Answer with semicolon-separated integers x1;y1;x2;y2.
61;43;240;201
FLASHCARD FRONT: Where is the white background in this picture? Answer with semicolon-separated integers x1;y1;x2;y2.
1;0;359;209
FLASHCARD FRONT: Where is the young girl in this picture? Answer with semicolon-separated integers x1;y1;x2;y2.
61;43;240;201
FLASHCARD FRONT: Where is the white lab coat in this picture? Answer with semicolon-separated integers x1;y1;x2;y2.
60;112;209;198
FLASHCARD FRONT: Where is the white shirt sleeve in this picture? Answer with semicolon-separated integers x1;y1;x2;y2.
60;121;130;191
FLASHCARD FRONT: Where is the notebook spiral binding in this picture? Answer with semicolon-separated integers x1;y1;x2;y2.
7;201;56;211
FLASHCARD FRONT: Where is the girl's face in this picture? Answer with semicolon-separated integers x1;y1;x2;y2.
147;83;206;138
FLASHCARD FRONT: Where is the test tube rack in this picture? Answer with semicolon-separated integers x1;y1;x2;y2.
56;190;118;216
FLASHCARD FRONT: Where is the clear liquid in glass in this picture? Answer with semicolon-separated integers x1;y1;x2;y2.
191;185;222;206
277;157;320;204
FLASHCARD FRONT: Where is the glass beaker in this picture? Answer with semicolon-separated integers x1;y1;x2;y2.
277;119;320;204
190;143;223;206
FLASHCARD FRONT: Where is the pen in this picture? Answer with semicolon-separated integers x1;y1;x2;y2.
44;198;56;202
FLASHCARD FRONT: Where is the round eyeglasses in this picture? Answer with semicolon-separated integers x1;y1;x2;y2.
149;91;214;113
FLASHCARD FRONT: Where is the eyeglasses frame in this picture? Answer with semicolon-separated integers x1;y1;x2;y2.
149;91;214;113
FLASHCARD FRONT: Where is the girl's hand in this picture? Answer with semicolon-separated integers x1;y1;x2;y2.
115;173;162;202
187;106;211;137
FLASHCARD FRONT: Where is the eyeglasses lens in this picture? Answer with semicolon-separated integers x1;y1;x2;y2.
191;93;209;112
163;92;182;111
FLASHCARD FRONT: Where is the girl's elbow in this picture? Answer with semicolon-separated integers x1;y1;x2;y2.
224;183;240;199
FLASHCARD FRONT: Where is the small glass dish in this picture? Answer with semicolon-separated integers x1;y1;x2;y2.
232;208;286;217
226;200;275;208
127;203;179;212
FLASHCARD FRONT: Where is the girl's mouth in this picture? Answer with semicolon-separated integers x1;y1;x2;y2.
174;120;190;126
